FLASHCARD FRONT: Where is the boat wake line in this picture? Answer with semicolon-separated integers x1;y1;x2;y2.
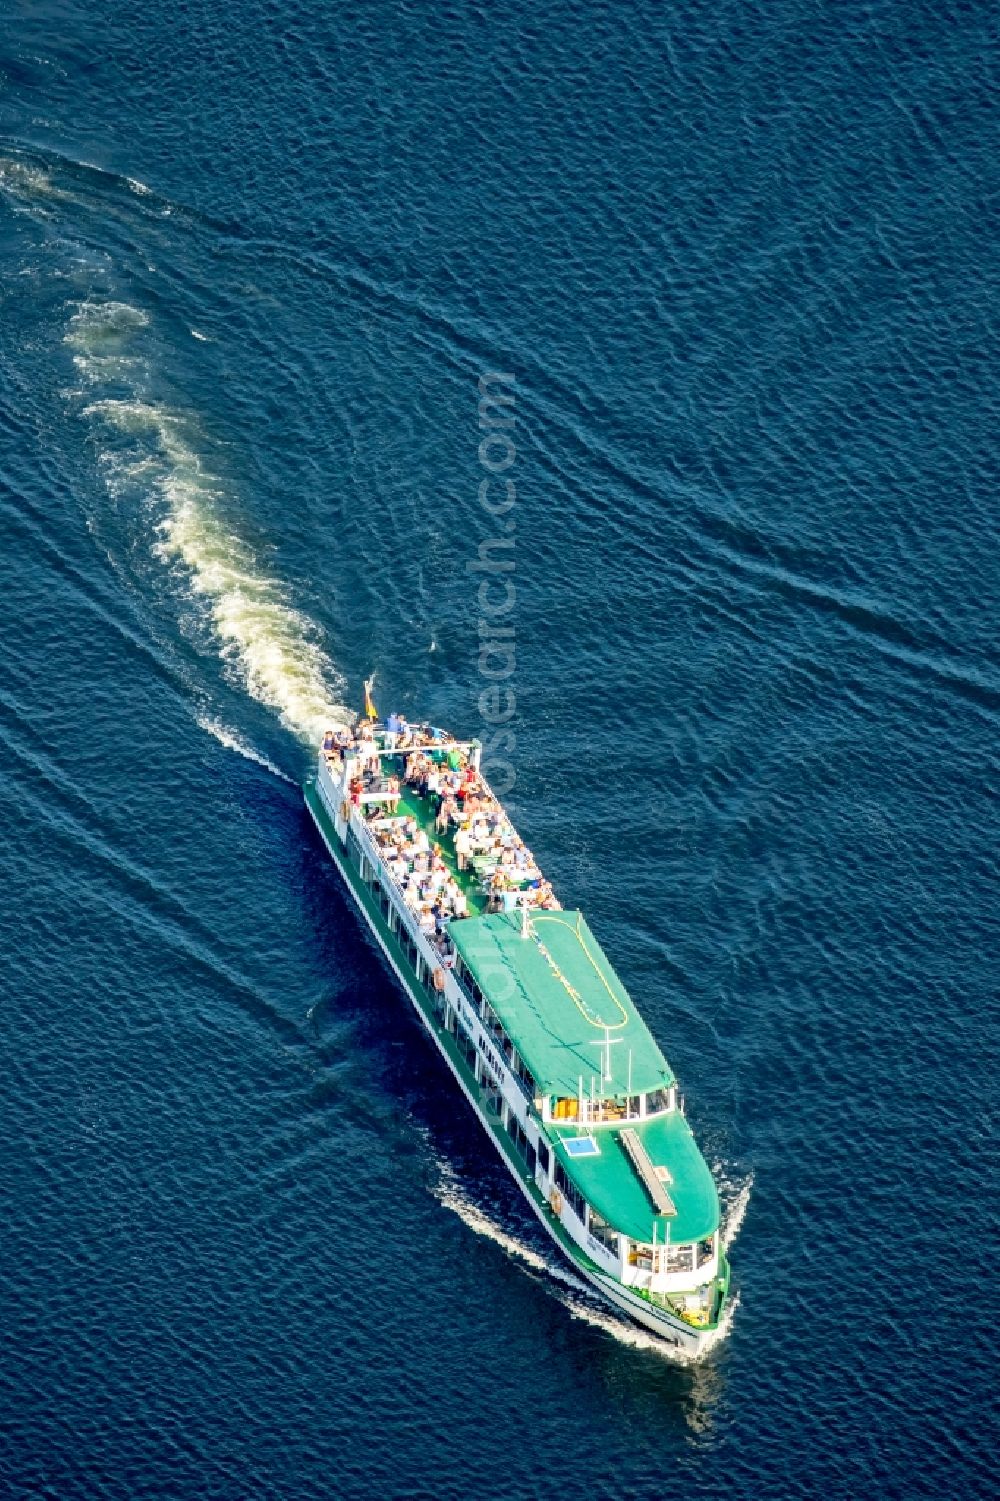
194;712;297;785
721;1168;754;1250
63;297;353;747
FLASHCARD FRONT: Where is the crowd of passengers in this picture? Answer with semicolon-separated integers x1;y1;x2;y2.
321;715;560;938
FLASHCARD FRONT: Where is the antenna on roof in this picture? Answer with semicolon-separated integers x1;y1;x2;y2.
590;1025;622;1084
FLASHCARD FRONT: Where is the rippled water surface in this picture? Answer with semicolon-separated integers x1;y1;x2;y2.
1;3;996;1497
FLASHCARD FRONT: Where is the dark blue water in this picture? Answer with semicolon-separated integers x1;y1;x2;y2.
1;2;996;1496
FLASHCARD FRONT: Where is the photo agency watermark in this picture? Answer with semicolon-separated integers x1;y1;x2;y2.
470;371;517;802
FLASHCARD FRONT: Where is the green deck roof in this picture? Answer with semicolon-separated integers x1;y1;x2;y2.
554;1111;720;1243
448;910;675;1099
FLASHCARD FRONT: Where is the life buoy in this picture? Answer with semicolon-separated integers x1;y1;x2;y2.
432;967;446;993
549;1188;564;1217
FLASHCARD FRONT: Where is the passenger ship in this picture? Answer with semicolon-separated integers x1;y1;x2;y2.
304;719;730;1356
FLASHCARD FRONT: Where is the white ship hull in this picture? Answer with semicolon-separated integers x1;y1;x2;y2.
306;778;720;1359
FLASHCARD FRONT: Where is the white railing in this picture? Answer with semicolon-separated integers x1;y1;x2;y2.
351;816;445;975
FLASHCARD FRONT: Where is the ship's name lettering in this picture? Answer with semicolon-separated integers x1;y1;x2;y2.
480;1040;504;1077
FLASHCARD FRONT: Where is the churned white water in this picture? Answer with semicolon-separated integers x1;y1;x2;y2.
66;299;352;744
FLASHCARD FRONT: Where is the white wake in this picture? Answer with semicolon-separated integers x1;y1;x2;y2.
720;1169;754;1250
194;713;296;785
66;298;352;744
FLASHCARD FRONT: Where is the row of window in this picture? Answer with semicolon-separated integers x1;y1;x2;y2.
508;1117;537;1177
453;958;537;1100
627;1240;710;1275
454;1022;478;1075
551;1085;674;1124
589;1208;620;1257
553;1161;587;1224
444;1000;553;1194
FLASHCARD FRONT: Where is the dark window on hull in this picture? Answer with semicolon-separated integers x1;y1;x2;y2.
554;1162;587;1223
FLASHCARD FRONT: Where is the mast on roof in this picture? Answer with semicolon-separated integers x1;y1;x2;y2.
590;1025;622;1085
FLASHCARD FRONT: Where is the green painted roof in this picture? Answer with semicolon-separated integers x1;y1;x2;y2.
553;1111;720;1243
448;910;675;1099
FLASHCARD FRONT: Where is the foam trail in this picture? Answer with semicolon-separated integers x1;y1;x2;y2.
195;713;296;784
721;1170;754;1250
66;299;149;349
65;301;148;387
0;156;59;201
432;1157;583;1285
154;465;352;742
66;299;352;743
445;1198;553;1273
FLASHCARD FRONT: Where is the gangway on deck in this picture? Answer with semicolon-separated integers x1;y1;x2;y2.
620;1128;677;1216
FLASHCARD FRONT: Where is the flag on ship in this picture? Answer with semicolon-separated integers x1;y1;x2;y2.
363;674;378;720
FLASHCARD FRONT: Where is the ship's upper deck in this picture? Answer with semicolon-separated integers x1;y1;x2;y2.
321;720;561;932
